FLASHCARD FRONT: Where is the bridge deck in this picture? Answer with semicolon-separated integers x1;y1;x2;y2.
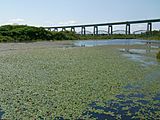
44;19;160;29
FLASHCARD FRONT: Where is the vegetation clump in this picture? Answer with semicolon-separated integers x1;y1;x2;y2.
156;51;160;59
0;24;160;42
0;44;159;119
0;25;78;42
79;30;160;40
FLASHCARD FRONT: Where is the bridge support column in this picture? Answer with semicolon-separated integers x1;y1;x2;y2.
62;28;66;31
54;28;58;32
108;25;113;35
126;24;131;35
48;28;52;31
93;26;98;35
147;23;152;32
71;27;75;32
81;26;86;35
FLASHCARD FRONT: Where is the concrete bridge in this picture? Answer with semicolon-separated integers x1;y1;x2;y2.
44;19;160;35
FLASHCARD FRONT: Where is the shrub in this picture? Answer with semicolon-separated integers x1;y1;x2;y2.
0;25;79;42
52;31;79;40
0;35;14;42
156;51;160;60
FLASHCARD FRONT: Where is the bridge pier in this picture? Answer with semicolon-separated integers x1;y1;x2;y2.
81;26;86;35
54;28;58;32
71;27;75;32
93;26;98;35
62;28;66;31
48;28;52;31
147;23;152;32
126;24;131;35
108;25;113;35
44;19;160;35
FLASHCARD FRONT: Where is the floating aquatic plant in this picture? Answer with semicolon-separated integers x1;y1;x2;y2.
0;43;159;119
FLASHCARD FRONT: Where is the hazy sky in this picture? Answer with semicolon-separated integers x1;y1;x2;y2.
0;0;160;28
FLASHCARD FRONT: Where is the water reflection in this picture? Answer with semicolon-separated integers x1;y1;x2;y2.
123;53;157;67
81;93;160;120
121;48;155;54
74;39;160;47
153;94;160;101
75;39;160;67
0;108;4;119
79;64;160;120
120;45;159;67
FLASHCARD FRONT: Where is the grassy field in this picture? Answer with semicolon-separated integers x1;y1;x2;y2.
0;42;159;119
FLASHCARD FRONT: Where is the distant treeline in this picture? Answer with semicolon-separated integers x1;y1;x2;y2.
0;25;79;42
0;25;160;42
79;31;160;40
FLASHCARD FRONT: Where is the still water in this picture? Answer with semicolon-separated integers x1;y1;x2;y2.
75;39;160;67
74;39;160;47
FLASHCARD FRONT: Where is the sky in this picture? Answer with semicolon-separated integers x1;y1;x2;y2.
0;0;160;30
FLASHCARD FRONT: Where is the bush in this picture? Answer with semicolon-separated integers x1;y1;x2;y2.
52;31;79;40
0;35;14;42
156;51;160;60
0;25;79;42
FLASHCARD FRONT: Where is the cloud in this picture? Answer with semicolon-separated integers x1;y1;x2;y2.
42;20;78;27
58;20;77;25
9;18;25;23
1;18;25;25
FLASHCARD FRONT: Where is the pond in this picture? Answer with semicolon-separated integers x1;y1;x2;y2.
0;40;159;119
74;39;160;119
75;39;160;67
74;39;160;47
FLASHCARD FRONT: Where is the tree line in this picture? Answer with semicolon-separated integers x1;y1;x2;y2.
0;25;160;42
0;25;79;42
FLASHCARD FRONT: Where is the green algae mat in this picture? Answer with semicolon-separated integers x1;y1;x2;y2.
0;45;159;119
